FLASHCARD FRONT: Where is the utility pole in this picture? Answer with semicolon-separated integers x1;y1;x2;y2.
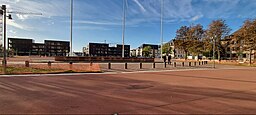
122;0;127;58
1;5;7;74
70;0;73;56
160;0;164;60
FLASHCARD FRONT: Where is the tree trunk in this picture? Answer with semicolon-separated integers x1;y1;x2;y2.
217;48;221;61
185;51;188;60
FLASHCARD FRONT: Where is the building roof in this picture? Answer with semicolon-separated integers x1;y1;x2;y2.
139;44;159;49
8;37;33;41
45;40;70;43
89;43;108;45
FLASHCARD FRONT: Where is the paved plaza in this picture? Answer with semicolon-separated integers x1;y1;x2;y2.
0;66;256;114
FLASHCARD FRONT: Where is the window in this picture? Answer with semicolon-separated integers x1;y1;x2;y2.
243;54;246;58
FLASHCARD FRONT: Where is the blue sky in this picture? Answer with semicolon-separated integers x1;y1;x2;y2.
1;0;256;51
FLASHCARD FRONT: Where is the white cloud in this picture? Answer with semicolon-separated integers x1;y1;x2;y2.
133;0;146;12
16;14;29;20
1;0;256;32
9;30;16;34
6;20;33;31
74;26;111;31
190;14;204;21
0;0;69;20
74;20;120;26
6;20;24;29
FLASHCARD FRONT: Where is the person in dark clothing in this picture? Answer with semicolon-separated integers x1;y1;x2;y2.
168;55;172;65
163;55;167;63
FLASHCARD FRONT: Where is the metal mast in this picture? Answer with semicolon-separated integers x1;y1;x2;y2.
160;0;164;60
70;0;73;56
122;0;127;58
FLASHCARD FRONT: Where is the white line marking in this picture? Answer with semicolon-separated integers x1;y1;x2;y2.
0;67;254;78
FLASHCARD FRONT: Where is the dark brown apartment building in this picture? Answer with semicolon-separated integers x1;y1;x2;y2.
45;40;70;56
87;43;130;57
8;38;33;56
8;38;70;56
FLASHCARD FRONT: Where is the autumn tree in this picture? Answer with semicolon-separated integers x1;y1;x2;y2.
162;43;172;55
142;46;152;57
234;19;256;65
187;24;205;59
206;19;231;61
174;24;205;60
174;26;190;59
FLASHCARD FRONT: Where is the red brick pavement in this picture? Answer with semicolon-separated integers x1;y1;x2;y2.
0;68;256;114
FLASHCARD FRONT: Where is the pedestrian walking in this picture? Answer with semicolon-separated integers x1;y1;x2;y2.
168;55;172;65
163;55;167;63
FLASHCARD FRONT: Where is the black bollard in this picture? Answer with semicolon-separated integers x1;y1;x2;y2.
182;62;185;67
108;63;111;69
25;61;29;67
69;62;73;70
174;62;177;67
125;63;128;69
189;62;191;67
140;63;143;69
48;61;52;68
153;62;156;68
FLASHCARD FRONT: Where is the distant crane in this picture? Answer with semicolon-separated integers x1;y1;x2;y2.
5;10;42;50
7;11;42;15
0;4;42;74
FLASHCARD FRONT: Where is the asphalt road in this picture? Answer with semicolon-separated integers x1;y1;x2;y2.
0;68;256;114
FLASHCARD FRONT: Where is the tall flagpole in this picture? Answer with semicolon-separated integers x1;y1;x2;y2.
70;0;73;56
122;0;126;58
160;0;164;60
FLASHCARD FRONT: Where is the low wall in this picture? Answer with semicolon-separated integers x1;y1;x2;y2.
55;56;155;62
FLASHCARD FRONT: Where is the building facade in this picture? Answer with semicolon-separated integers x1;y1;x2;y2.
8;38;33;56
130;49;137;57
45;40;70;56
8;38;70;56
31;43;45;56
134;44;160;58
85;43;130;57
88;43;109;57
168;40;185;59
222;35;255;62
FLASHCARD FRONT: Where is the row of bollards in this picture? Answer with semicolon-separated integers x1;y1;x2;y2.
24;61;94;69
23;61;208;70
106;61;208;69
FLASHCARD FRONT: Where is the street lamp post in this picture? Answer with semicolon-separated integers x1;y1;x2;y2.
2;5;6;74
1;5;12;74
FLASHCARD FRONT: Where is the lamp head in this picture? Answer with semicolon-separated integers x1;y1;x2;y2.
1;5;6;10
8;14;12;20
